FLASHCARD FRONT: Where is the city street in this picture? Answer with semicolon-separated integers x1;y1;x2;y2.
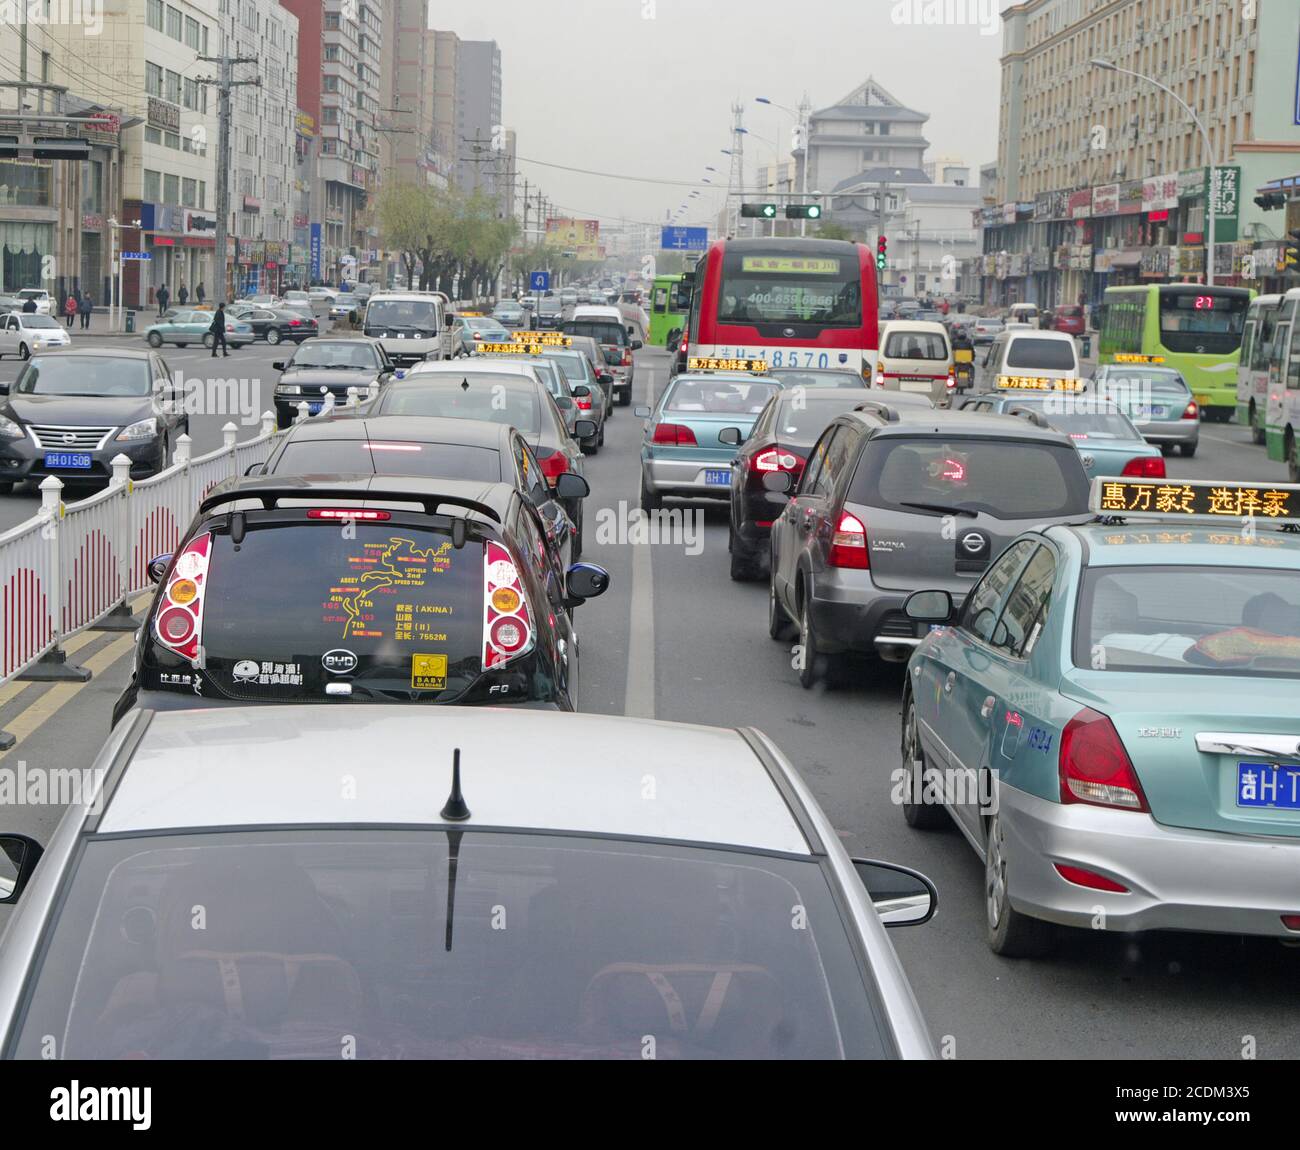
3;344;1297;1060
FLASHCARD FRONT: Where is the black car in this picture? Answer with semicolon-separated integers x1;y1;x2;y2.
112;477;611;725
727;389;882;581
272;337;396;428
255;414;590;565
0;349;187;491
232;306;319;345
533;298;564;329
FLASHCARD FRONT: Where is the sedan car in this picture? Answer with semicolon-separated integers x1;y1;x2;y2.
972;316;1005;345
538;347;608;451
0;311;71;359
900;477;1300;957
492;302;526;328
328;294;363;326
636;371;781;511
0;349;187;491
1091;363;1199;457
112;477;609;721
15;289;51;315
450;316;511;357
227;305;319;346
144;309;252;349
0;705;935;1059
271;337;396;428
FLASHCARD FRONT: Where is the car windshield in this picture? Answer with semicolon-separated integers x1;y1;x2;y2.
20;315;60;329
9;830;883;1059
14;356;151;397
1005;338;1076;371
665;378;780;414
1076;567;1300;678
850;437;1090;519
334;295;359;307
772;395;870;441
291;343;380;369
884;332;948;360
367;300;438;328
767;370;866;390
270;439;501;481
1096;371;1190;399
542;352;590;383
718;251;863;328
1033;408;1139;440
564;320;627;346
376;376;540;433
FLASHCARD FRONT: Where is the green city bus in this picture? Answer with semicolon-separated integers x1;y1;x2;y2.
649;273;691;346
1098;284;1253;421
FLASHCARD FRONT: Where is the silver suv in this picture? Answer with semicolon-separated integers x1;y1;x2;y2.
766;403;1092;687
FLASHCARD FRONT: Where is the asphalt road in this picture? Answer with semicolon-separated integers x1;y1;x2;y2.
1;343;1297;1059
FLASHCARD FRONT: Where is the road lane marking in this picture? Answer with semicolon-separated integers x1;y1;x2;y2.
1198;430;1271;453
0;633;138;760
623;364;656;719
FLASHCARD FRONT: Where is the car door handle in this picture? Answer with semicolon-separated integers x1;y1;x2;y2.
980;695;996;720
942;672;955;695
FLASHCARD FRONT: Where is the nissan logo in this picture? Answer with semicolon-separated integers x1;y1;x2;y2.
62;433;77;445
961;532;985;556
322;649;358;675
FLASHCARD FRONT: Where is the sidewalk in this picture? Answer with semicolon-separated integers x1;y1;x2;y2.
57;307;179;340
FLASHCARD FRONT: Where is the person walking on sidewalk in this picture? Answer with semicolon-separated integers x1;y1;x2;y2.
196;282;205;305
64;293;77;327
209;303;230;357
178;283;189;307
157;283;169;317
79;292;93;330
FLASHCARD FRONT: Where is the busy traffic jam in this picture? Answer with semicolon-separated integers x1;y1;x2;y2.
0;3;1297;1094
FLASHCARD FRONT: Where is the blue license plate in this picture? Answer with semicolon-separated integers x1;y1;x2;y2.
307;402;323;415
1236;761;1300;809
44;451;92;470
705;469;730;486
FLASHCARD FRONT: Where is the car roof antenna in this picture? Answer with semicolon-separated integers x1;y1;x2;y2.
461;378;470;391
441;747;471;821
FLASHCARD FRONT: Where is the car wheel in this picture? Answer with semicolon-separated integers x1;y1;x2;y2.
18;343;29;360
147;331;163;348
1179;442;1196;457
728;522;760;582
985;812;1056;957
797;587;821;689
639;475;661;513
768;572;794;640
1159;443;1173;456
597;421;605;447
203;333;214;349
902;695;949;829
1250;401;1265;446
267;328;282;345
0;481;12;494
582;437;598;456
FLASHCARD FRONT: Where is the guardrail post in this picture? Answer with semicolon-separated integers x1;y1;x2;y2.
295;401;309;424
346;385;359;409
174;433;193;521
93;455;139;632
261;411;275;438
367;380;380;402
322;393;336;416
19;477;91;683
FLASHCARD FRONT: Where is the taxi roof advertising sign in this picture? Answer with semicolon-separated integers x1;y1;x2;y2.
1092;479;1300;522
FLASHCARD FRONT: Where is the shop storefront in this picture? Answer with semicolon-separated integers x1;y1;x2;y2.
139;203;215;306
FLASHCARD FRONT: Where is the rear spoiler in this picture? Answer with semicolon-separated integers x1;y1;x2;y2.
198;485;502;523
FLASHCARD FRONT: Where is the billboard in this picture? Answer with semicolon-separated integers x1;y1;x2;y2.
310;223;322;282
545;217;601;260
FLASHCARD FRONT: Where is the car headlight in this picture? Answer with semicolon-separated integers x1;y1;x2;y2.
276;384;302;396
116;417;158;442
0;414;24;439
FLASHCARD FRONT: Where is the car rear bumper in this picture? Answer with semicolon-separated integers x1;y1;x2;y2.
1137;420;1199;446
642;454;734;497
807;577;930;660
1000;784;1300;937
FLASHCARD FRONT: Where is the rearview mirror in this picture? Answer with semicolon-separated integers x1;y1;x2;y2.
0;834;42;903
573;419;597;439
0;381;8;395
598;373;614;384
904;589;953;623
631;340;643;351
851;859;937;927
565;562;610;606
272;360;286;372
572;384;591;398
761;471;792;494
554;472;590;500
718;426;743;446
146;553;173;585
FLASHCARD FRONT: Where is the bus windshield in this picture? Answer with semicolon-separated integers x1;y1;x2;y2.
718;252;862;328
1158;291;1248;355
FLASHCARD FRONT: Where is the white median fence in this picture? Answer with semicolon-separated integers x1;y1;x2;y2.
0;385;372;750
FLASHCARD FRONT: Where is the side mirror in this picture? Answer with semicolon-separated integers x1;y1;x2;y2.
146;553;173;585
634;405;652;418
718;426;743;446
554;472;590;500
573;419;597;439
572;384;591;399
851;859;937;927
903;589;954;623
631;340;643;351
565;561;610;606
0;381;8;395
761;471;792;494
272;360;286;372
0;834;43;904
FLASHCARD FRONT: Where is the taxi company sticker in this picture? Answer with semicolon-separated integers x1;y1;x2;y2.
235;660;303;686
411;653;448;691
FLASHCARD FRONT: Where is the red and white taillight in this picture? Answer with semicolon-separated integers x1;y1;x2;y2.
155;533;211;662
483;540;534;670
946;364;956;390
754;447;802;473
1181;401;1199;420
1059;708;1148;811
828;510;870;569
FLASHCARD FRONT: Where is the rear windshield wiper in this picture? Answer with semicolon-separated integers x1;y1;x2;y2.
899;501;979;518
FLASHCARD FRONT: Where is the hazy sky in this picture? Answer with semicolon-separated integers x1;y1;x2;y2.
438;0;1009;230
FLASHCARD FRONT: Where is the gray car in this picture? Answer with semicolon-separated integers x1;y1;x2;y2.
539;347;608;452
0;706;936;1059
766;406;1092;687
1089;363;1200;456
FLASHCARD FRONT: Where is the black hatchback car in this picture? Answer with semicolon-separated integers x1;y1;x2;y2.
111;477;611;725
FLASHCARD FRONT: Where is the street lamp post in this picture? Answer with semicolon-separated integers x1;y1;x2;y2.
757;96;811;236
1091;58;1216;287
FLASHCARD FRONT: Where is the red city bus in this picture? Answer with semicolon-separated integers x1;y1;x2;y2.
683;237;879;378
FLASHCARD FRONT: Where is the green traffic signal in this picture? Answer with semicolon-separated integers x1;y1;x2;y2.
784;204;823;219
740;203;778;219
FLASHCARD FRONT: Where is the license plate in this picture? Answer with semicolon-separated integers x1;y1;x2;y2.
307;402;323;415
1194;393;1209;406
705;469;730;486
44;451;91;470
1236;761;1300;809
900;380;933;393
928;623;946;633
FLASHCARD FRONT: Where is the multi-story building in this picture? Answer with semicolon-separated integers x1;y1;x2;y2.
432;30;460;188
799;79;929;197
981;0;1300;308
219;0;298;297
457;40;502;199
383;3;449;190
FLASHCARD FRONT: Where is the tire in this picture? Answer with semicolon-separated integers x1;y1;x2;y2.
1178;442;1196;458
582;438;598;456
147;331;163;348
276;408;293;431
728;521;761;582
797;586;821;689
267;328;283;345
985;812;1057;957
768;569;794;640
618;389;631;407
639;474;661;513
901;695;949;829
597;421;605;447
1250;401;1265;446
18;343;29;360
0;481;13;494
203;333;214;349
1159;443;1173;456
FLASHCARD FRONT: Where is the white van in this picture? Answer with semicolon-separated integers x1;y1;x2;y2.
982;328;1081;391
1008;302;1039;326
362;291;450;366
874;320;954;406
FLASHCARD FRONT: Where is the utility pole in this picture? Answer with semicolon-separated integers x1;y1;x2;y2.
199;54;259;304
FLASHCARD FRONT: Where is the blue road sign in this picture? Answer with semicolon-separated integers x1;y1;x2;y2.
120;251;152;261
661;226;708;252
530;270;551;292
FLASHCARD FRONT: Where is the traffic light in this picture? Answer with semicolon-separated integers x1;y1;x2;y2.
785;204;822;219
876;235;888;272
740;203;778;219
1255;190;1287;211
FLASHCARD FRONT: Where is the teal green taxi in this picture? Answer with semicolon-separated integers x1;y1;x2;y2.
636;368;781;512
144;309;253;349
899;478;1300;956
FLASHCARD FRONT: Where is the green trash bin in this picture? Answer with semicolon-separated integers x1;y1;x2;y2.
125;310;136;334
1080;334;1091;359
